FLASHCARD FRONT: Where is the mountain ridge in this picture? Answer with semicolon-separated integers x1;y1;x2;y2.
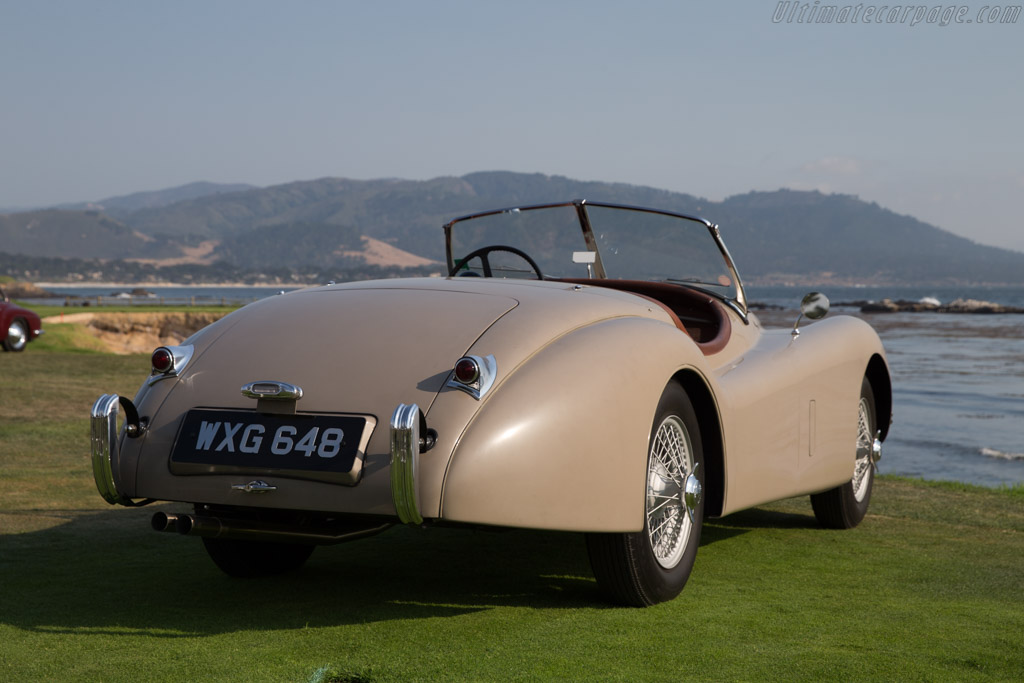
1;172;1021;285
57;181;258;216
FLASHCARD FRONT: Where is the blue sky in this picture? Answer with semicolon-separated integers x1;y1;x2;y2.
2;1;1021;250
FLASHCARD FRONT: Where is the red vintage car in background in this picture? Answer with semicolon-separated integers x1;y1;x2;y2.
1;287;44;352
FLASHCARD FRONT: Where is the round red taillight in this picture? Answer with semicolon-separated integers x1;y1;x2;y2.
453;357;480;385
151;347;174;374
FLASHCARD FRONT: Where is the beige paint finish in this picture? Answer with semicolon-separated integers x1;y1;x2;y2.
712;316;882;515
111;276;888;533
118;279;684;515
439;316;707;531
434;285;885;530
126;285;518;513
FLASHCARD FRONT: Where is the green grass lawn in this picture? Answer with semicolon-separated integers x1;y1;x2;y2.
1;351;1022;682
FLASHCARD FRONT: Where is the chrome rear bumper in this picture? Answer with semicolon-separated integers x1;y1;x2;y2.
91;394;132;505
95;394;431;518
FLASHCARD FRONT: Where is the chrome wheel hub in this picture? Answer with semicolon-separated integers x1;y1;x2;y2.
7;322;26;350
646;414;698;569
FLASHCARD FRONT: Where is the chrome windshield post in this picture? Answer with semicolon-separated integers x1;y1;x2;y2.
708;223;749;323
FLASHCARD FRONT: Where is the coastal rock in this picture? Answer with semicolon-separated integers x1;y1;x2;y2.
857;298;1024;314
109;287;157;298
942;298;1023;313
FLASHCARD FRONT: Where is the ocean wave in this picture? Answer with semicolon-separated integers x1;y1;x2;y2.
980;448;1024;461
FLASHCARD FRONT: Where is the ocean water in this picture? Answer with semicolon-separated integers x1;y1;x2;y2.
29;284;300;307
33;282;1024;488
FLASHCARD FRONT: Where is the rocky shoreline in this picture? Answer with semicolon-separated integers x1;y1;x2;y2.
842;298;1024;314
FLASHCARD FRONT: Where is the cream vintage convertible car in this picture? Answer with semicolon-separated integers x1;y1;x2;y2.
91;200;891;606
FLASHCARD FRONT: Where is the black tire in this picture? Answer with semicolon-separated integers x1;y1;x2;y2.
3;319;28;352
586;383;705;606
811;376;877;529
201;537;315;578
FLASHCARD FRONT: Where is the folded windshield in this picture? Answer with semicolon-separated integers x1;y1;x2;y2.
445;201;742;304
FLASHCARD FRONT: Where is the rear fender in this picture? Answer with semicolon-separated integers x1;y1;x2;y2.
438;316;712;532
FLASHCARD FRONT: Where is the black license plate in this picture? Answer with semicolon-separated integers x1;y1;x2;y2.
170;409;366;475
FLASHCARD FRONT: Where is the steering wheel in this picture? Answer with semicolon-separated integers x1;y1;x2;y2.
450;245;544;279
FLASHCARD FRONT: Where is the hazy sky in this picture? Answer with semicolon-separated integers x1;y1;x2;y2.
2;1;1021;251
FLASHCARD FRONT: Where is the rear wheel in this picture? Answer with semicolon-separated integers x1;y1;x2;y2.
811;376;878;529
3;319;28;352
586;383;704;606
201;537;315;578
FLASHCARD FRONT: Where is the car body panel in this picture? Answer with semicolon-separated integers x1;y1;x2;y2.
439;315;704;531
714;315;884;514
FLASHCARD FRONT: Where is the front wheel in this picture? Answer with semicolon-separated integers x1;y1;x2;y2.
3;319;28;352
811;376;879;529
586;383;704;606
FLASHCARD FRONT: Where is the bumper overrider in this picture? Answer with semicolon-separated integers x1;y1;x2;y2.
389;402;436;525
90;394;138;506
91;394;435;525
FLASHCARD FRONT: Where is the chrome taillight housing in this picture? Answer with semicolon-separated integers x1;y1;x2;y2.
148;344;195;385
447;354;497;400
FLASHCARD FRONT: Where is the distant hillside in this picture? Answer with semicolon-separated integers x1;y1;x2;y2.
57;181;257;216
2;172;1023;285
0;210;163;260
713;191;1024;284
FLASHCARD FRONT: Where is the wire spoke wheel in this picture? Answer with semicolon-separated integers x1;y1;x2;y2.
646;415;694;569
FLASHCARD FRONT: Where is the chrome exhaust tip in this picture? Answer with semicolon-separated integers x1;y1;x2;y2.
151;511;181;532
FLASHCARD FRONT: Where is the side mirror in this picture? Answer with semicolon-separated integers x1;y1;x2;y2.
572;251;597;278
792;292;829;336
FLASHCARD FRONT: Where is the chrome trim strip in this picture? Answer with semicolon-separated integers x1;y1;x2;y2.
240;381;303;401
390;403;423;525
147;344;195;386
446;354;497;400
90;393;132;506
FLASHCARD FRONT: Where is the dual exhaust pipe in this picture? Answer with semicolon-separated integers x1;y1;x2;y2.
152;511;390;545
